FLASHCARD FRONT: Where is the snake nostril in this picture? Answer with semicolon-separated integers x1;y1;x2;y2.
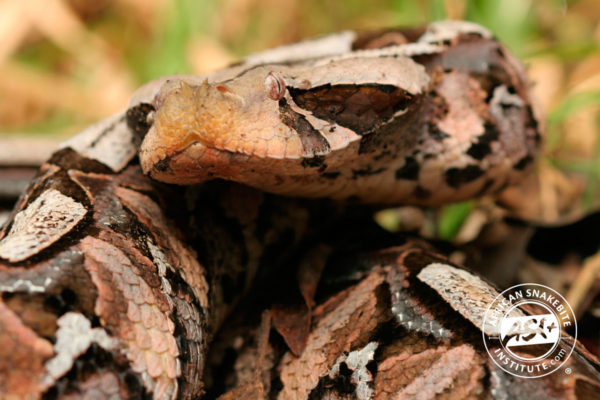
216;84;231;94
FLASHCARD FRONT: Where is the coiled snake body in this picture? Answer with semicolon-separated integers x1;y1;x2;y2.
1;21;598;400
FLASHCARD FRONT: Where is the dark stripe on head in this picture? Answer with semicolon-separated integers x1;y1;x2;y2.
279;98;330;157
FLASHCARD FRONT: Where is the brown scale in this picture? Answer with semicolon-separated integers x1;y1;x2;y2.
289;84;412;135
352;27;425;49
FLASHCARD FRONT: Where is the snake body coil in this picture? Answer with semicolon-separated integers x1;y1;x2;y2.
0;21;581;400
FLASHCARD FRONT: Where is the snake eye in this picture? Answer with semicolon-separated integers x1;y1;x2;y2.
265;71;286;101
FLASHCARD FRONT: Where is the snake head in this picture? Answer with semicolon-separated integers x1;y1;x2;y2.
138;58;429;192
138;68;312;184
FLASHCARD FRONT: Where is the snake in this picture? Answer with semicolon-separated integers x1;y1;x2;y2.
136;20;542;205
2;21;598;400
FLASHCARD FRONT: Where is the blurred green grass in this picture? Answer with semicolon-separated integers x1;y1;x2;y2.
4;0;597;128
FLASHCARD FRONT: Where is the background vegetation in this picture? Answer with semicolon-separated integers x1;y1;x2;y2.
0;0;599;233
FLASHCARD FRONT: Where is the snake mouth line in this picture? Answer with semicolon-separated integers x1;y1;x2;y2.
140;123;307;180
141;137;259;185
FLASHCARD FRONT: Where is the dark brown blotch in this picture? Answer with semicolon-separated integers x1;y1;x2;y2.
126;103;155;139
48;148;113;175
430;128;450;141
352;167;386;178
445;165;484;188
525;105;542;143
322;171;341;179
476;178;496;196
513;155;533;170
395;157;420;180
413;185;431;199
289;84;412;135
301;156;326;168
466;123;499;160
